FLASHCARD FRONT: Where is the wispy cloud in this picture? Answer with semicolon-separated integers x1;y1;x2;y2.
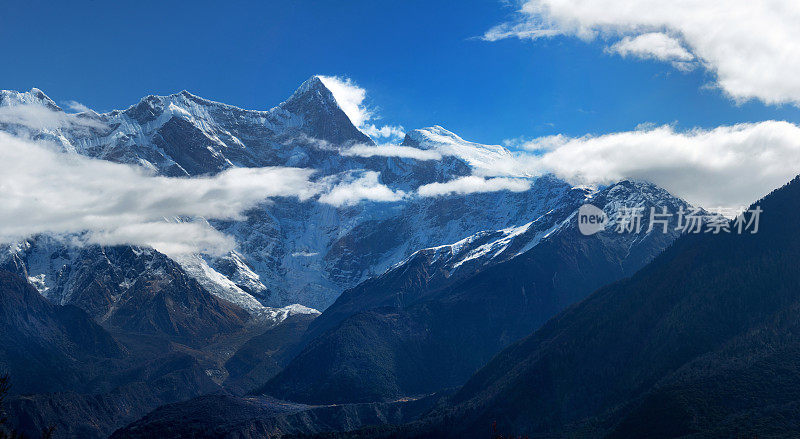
417;176;532;197
317;75;372;127
317;75;405;141
483;0;800;105
341;143;442;161
63;100;93;113
84;221;237;257
482;21;562;42
361;123;406;139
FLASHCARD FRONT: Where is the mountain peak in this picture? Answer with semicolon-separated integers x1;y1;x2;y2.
602;179;674;202
295;75;332;95
131;90;212;109
279;76;373;145
0;87;61;111
176;89;198;98
402;125;515;175
402;125;461;148
282;76;341;114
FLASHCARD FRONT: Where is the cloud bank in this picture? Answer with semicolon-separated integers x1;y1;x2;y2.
0;104;106;130
484;0;800;105
0;132;317;256
6;113;800;252
509;121;800;208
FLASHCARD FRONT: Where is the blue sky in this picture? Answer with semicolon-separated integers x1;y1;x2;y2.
4;0;800;145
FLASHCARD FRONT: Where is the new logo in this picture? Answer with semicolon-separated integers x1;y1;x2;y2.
578;204;607;236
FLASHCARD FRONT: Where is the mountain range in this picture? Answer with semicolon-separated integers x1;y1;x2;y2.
0;77;725;438
109;155;800;439
1;78;544;311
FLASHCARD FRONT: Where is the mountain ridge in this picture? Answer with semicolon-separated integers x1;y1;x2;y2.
1;79;548;309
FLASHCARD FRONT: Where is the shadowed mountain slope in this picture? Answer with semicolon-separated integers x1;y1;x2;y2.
260;181;709;404
402;176;800;438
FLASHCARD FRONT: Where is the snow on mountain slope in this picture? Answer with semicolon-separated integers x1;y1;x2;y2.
0;78;561;309
330;178;715;325
386;183;591;281
204;173;578;309
169;253;272;316
0;88;61;110
401;125;519;177
0;236;318;328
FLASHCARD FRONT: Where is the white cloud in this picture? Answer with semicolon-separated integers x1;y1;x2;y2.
84;221;237;257
484;0;800;105
609;32;693;62
482;21;562;42
317;171;406;206
0;104;106;130
417;176;532;197
0;132;317;256
317;75;372;127
504;134;568;152
361;123;406;139
511;121;800;209
341;143;443;161
63;100;93;113
316;75;405;141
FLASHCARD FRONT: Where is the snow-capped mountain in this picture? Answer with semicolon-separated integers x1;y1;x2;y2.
0;77;373;175
0;78;715;312
401;125;518;176
260;181;715;404
0;78;594;310
302;179;713;344
0;79;725;438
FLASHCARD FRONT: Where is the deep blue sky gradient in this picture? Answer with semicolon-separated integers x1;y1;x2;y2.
3;0;799;144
